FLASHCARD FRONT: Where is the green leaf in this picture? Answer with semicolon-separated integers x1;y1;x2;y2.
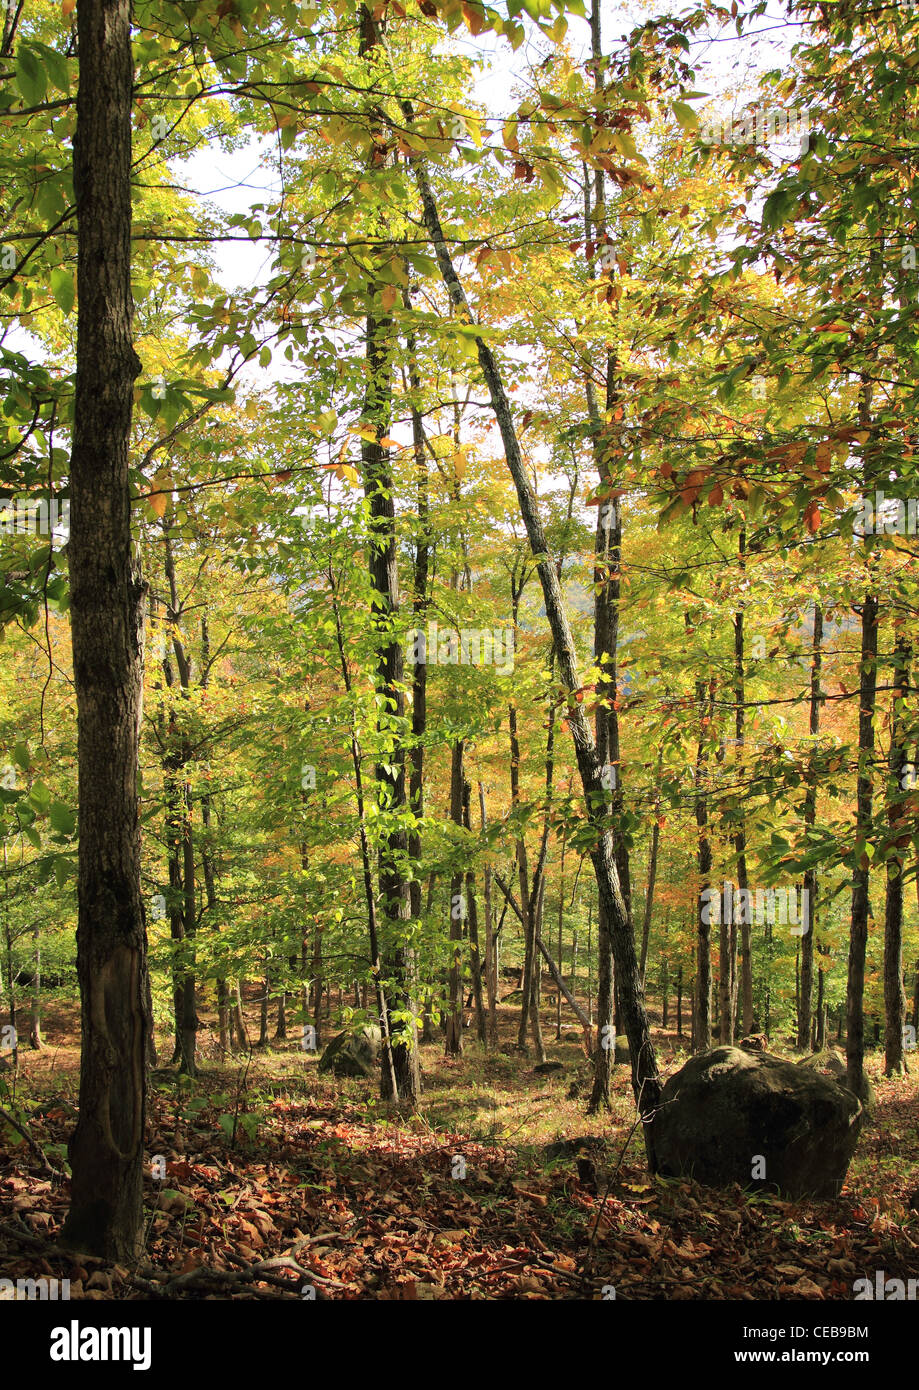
761;188;795;233
49;801;75;835
50;267;75;316
673;101;699;133
12;741;29;771
34;42;70;95
15;46;47;106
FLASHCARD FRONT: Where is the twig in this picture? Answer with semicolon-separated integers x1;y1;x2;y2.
0;1104;65;1178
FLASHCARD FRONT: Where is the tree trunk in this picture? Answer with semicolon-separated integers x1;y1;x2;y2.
275;988;287;1042
884;632;911;1075
258;967;270;1048
463;782;486;1045
734;535;753;1036
799;602;824;1049
230;981;249;1051
639;768;661;987
179;776;197;1074
61;0;148;1261
28;923;43;1050
847;590;879;1098
358;6;419;1107
676;962;683;1038
693;671;714;1053
216;978;228;1057
478;782;499;1048
661;956;669;1029
445;739;465;1055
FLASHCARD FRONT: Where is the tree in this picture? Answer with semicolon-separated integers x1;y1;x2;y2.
60;0;149;1261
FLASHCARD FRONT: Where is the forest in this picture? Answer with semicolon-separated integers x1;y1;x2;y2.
0;0;917;1343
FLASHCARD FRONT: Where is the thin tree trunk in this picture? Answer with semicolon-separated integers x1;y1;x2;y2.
734;534;753;1035
693;668;714;1053
258;965;270;1048
179;775;197;1074
677;963;683;1038
446;740;465;1055
478;782;499;1048
28;924;43;1050
639;766;661;987
661;956;669;1030
847;592;879;1097
463;782;486;1045
884;632;911;1075
799;602;824;1049
216;978;228;1057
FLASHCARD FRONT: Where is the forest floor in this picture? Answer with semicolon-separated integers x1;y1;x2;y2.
1;987;918;1300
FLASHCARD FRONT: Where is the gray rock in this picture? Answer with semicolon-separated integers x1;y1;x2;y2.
798;1049;875;1109
318;1024;382;1078
651;1045;862;1200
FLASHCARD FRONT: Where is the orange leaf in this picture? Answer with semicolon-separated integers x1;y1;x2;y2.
461;1;485;34
804;500;820;534
707;484;724;507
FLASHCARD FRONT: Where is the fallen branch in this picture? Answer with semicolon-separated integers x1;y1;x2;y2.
0;1105;65;1178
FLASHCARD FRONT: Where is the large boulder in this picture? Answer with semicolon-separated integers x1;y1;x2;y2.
652;1045;862;1200
318;1024;382;1078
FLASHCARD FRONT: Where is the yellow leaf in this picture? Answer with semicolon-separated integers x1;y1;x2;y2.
149;489;169;519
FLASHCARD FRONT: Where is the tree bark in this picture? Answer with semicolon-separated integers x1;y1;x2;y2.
798;602;823;1049
478;782;499;1048
61;0;148;1261
734;535;753;1036
847;592;879;1097
884;631;911;1075
28;923;43;1050
445;739;466;1055
693;671;714;1053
